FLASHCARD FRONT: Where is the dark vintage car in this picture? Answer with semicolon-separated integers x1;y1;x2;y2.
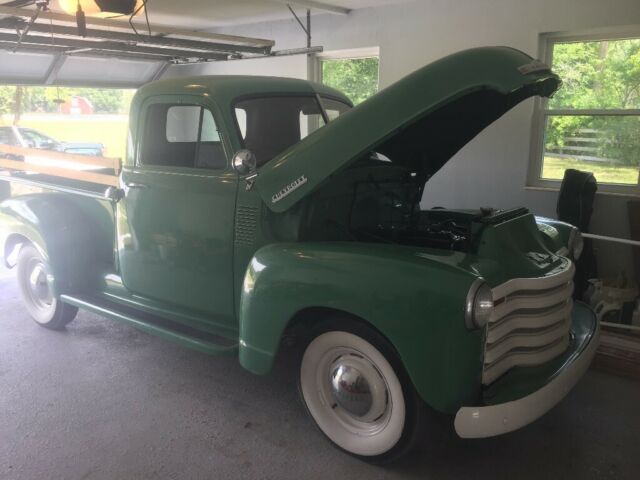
0;125;104;156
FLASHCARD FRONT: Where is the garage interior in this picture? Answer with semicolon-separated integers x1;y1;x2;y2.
1;0;640;479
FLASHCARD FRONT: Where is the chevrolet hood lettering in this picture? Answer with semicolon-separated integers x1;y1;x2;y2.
271;175;308;204
255;47;561;213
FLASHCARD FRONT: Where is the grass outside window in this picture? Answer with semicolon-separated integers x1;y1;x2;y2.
542;156;639;185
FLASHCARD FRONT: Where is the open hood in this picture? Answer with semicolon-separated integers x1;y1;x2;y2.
255;46;561;213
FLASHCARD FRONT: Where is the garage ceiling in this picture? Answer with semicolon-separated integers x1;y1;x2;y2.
108;0;411;28
0;0;405;87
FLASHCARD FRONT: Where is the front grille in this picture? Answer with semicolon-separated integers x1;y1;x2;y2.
482;261;575;385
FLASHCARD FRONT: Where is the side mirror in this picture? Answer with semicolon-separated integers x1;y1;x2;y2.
232;149;257;175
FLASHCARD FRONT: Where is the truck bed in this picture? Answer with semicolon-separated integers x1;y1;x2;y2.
0;144;121;200
1;171;112;200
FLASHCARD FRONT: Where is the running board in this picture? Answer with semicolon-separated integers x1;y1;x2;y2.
60;294;238;356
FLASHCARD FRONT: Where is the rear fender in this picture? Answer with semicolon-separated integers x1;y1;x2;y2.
0;193;114;296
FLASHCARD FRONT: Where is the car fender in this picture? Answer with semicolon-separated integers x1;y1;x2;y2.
239;242;485;414
0;193;114;296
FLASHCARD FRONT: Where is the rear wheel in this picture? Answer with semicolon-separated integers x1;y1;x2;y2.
16;244;78;330
298;320;426;464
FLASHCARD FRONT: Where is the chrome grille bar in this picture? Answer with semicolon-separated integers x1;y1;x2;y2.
482;260;575;385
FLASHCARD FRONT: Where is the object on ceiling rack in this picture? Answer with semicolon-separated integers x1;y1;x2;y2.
59;1;147;38
58;0;142;16
11;0;49;51
0;2;325;70
1;0;41;7
76;1;86;37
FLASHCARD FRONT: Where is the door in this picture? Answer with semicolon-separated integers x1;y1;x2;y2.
118;97;238;326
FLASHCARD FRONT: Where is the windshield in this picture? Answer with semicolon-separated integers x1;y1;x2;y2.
234;95;351;167
319;96;351;121
20;128;57;147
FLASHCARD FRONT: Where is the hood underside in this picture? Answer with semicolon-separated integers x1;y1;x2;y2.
256;46;561;213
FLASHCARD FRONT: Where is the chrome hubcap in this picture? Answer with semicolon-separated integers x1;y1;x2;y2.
26;260;53;309
327;353;389;424
330;364;373;417
302;332;407;456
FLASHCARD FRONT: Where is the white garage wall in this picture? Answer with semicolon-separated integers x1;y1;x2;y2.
164;0;640;277
162;55;308;79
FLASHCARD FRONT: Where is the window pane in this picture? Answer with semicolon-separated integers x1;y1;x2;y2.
300;111;326;139
21;129;53;144
549;38;640;109
321;57;379;105
142;104;224;170
166;105;200;142
196;109;225;170
200;109;220;142
542;115;640;184
235;108;247;139
142;104;196;167
320;96;351;121
234;96;325;167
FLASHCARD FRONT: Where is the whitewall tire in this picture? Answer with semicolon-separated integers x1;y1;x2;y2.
298;321;425;463
16;244;78;330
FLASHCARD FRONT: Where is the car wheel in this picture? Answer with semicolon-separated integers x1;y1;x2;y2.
298;320;425;464
16;244;78;330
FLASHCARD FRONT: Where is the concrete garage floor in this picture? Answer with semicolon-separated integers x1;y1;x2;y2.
1;263;640;480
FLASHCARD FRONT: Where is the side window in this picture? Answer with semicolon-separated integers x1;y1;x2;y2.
200;109;220;142
21;129;54;148
166;106;200;142
140;103;226;170
235;108;247;140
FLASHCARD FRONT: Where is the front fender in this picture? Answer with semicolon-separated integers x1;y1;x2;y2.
239;242;485;414
0;193;114;296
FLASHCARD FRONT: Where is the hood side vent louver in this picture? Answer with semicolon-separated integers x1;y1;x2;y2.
235;206;259;246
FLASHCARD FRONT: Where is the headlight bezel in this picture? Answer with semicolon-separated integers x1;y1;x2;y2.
465;279;494;330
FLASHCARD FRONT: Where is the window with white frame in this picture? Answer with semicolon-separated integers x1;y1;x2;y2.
315;48;380;106
530;32;640;194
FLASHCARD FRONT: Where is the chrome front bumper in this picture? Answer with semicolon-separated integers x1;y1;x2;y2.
454;302;599;439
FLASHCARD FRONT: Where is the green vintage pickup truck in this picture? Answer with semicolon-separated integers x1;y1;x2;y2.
0;47;598;463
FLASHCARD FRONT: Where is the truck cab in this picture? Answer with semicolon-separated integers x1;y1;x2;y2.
0;47;598;464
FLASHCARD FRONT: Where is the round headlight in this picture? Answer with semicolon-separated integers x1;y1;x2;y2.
568;228;584;260
465;280;494;330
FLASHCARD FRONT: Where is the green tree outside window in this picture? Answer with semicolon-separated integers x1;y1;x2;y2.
321;57;380;105
541;38;640;185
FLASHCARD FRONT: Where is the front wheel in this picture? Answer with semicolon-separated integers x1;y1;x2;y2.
298;321;426;464
16;244;78;330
